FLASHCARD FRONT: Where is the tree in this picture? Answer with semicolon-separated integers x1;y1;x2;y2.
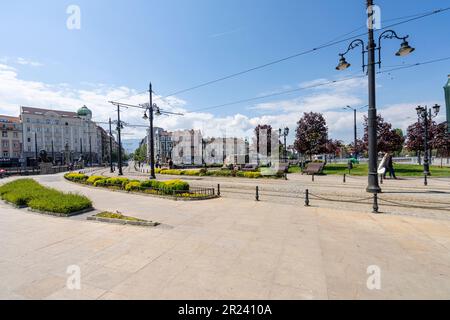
133;144;147;163
405;121;425;159
363;115;404;154
325;139;343;157
406;120;439;163
254;124;272;162
348;138;366;157
432;122;450;162
294;112;328;160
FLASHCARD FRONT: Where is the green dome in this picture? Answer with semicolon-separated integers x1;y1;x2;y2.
77;105;92;117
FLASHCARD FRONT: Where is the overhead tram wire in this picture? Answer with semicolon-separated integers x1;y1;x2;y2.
185;56;450;114
162;7;450;99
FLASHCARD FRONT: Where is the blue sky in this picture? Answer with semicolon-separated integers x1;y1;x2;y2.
0;0;449;143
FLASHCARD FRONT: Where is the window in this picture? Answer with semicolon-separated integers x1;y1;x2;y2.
37;127;41;132
27;127;31;132
3;151;8;157
28;146;31;152
2;131;7;137
27;138;31;143
46;119;51;124
26;118;30;123
13;132;18;138
2;141;8;147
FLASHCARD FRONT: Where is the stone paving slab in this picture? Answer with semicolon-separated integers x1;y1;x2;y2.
0;173;449;299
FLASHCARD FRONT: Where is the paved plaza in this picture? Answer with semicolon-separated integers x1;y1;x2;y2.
1;173;450;299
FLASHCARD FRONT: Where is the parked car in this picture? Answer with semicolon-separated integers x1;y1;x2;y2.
0;169;6;178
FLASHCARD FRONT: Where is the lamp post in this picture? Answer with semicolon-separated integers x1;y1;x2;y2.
116;105;124;176
278;127;289;162
336;0;415;195
344;105;368;159
110;84;183;180
109;118;114;173
142;83;160;179
416;104;440;177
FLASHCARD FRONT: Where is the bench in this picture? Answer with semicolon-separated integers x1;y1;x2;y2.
302;162;325;175
241;164;259;172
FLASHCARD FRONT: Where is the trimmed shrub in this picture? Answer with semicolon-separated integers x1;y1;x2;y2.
64;173;88;182
236;171;262;179
94;179;107;187
125;181;141;192
0;179;92;214
183;170;200;176
160;180;190;194
105;177;130;189
86;175;106;185
160;169;184;175
28;193;92;214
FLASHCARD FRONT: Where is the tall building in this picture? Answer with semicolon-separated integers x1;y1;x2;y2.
0;115;22;162
20;105;102;165
145;127;173;163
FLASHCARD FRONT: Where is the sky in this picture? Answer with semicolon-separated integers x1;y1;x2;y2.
0;0;449;145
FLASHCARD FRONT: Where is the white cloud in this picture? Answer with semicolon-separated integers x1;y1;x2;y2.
0;62;440;146
1;57;43;67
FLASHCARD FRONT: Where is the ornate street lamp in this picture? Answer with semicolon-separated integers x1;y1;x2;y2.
335;1;415;197
416;104;440;180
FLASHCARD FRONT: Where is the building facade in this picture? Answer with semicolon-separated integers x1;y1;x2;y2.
0;115;22;164
145;127;173;164
20;106;102;165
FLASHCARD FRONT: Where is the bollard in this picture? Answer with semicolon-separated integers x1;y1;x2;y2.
255;186;260;201
312;174;315;182
217;184;221;196
284;173;288;181
424;174;428;186
380;174;383;184
305;189;310;207
372;193;379;214
343;174;346;183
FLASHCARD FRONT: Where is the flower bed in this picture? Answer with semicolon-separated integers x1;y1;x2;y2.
0;179;92;215
155;168;282;179
87;211;159;227
64;173;215;200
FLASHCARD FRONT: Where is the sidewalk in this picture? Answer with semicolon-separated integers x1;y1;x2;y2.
0;173;449;299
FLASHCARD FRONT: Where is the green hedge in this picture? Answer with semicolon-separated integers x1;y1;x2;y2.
86;175;106;185
0;179;92;214
64;173;88;182
125;181;141;192
156;168;264;178
105;177;130;188
63;173;192;197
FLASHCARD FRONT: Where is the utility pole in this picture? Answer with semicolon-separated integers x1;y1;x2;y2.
80;137;83;162
117;105;123;176
149;82;156;179
366;0;381;194
109;118;113;173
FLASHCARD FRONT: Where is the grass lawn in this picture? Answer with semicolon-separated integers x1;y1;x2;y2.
289;163;450;177
0;179;92;214
95;212;146;222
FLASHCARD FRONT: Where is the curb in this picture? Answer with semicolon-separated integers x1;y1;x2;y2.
28;206;95;217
